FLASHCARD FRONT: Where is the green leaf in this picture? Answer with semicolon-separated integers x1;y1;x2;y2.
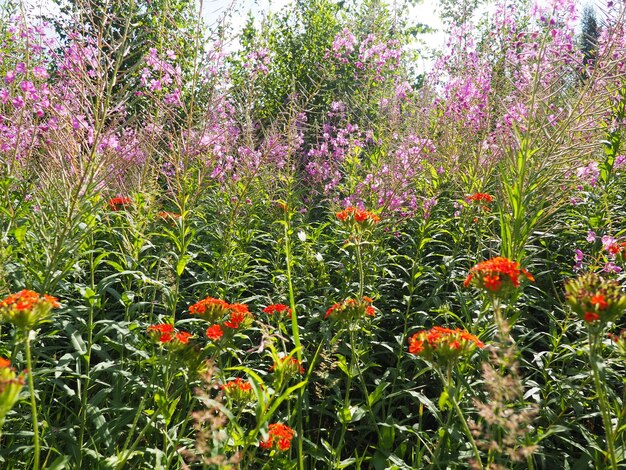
438;389;450;411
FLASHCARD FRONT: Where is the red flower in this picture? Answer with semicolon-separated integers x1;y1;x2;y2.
157;211;181;222
206;324;224;340
222;377;252;393
222;303;253;329
325;296;376;322
260;423;296;451
464;257;534;295
0;290;60;330
175;331;192;344
270;356;305;375
188;297;231;322
466;193;494;203
0;358;11;368
263;304;292;316
336;206;380;225
584;311;600;323
147;323;175;343
408;326;484;362
147;324;191;346
590;294;608;310
108;197;132;211
483;275;502;292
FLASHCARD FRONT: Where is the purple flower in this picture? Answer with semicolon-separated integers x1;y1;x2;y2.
586;231;597;243
603;262;622;274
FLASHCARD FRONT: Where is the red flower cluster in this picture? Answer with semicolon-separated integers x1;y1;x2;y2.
147;323;192;346
222;377;252;392
565;273;626;325
260;423;296;451
0;357;25;411
408;326;484;362
583;293;616;323
325;296;375;322
188;297;232;323
466;193;494;203
0;290;60;311
336;206;380;224
190;297;253;341
464;257;534;295
0;290;60;330
108;197;132;211
263;303;292;316
157;211;181;222
206;324;224;340
270;356;305;375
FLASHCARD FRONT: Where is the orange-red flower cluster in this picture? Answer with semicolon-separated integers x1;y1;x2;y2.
466;193;494;203
206;324;224;340
0;290;60;330
270;356;305;375
263;304;292;316
464;257;534;295
147;323;192;347
222;377;252;393
0;357;25;422
260;423;296;451
408;326;484;362
336;207;380;225
108;197;132;211
157;211;181;222
190;297;253;340
565;273;626;325
325;296;375;323
222;377;255;402
223;303;253;329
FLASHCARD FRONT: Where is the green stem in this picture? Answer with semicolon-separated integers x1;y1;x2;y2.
24;334;40;470
335;333;355;466
283;206;304;470
589;331;618;470
436;364;483;469
355;240;365;298
449;391;483;470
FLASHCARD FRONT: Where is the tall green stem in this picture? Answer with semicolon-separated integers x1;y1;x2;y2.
355;240;365;298
589;331;618;470
449;391;483;469
283;207;304;470
24;334;40;470
437;365;483;469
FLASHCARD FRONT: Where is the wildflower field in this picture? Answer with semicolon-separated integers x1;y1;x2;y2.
2;0;626;468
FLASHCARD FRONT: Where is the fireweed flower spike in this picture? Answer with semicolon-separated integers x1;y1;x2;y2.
260;423;296;452
464;257;534;297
